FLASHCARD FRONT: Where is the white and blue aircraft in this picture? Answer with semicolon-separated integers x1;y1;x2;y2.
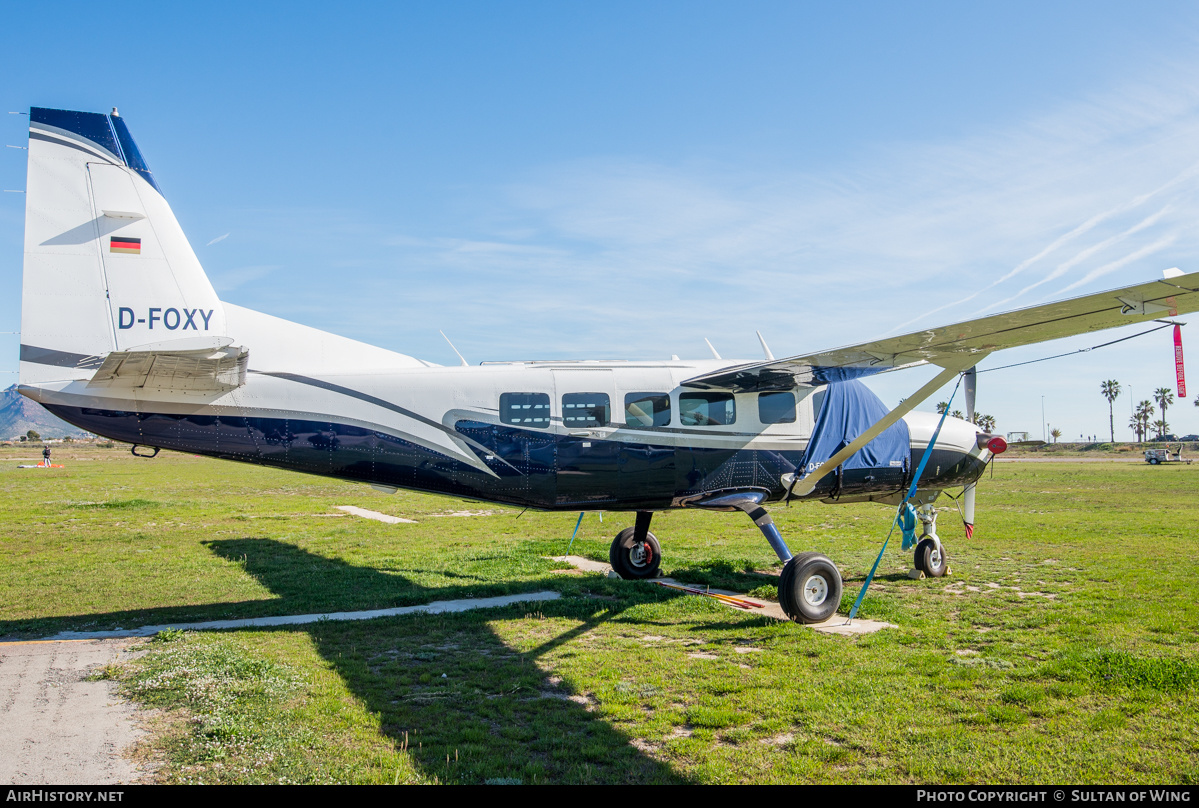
16;107;1199;622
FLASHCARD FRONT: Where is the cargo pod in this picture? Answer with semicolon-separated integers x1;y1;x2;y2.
799;380;909;499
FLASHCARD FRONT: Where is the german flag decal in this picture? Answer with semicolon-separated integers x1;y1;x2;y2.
110;236;141;255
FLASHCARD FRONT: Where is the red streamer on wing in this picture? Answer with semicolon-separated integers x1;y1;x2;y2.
1175;324;1187;398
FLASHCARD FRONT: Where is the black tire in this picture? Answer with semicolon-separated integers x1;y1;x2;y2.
609;527;662;579
915;537;948;578
1149;457;1160;465
777;552;817;619
779;554;842;624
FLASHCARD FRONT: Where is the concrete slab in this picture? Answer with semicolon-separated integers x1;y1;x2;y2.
805;616;896;636
0;639;146;785
549;556;893;635
31;591;562;642
551;555;611;574
335;505;417;524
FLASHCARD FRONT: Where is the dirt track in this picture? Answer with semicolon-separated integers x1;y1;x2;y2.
0;639;147;785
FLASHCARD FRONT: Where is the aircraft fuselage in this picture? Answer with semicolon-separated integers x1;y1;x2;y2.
25;358;989;512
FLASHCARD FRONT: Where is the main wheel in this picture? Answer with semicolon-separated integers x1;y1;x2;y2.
609;527;662;580
1149;457;1161;465
777;552;816;619
914;537;948;577
779;553;842;623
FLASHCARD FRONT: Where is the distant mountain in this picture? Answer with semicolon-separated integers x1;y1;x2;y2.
0;385;90;439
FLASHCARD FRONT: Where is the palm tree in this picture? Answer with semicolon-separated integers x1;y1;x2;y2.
951;410;964;420
1050;428;1062;443
1154;388;1174;435
1133;400;1155;442
1153;419;1171;440
1100;380;1120;442
975;414;997;432
1128;412;1145;442
935;401;949;415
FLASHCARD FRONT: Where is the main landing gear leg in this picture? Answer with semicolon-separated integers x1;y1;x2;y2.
913;504;949;577
735;503;843;625
609;511;662;580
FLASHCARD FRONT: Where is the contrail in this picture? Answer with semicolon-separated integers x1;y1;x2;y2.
206;233;230;246
882;160;1199;334
975;204;1173;313
1053;235;1180;296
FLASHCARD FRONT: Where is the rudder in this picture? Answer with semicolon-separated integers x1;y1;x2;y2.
20;107;227;385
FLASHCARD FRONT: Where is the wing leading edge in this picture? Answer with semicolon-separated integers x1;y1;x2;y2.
683;272;1199;392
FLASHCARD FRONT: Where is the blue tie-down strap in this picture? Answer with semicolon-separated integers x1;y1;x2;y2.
567;512;584;552
850;374;962;620
897;503;918;550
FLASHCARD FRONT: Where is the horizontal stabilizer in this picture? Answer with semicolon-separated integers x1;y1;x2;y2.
87;344;248;392
684;272;1199;391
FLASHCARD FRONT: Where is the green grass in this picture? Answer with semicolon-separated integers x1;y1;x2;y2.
4;445;1199;783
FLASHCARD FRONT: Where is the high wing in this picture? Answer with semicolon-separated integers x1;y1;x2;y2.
683;272;1199;391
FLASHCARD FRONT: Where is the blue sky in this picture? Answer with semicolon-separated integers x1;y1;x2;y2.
4;2;1199;439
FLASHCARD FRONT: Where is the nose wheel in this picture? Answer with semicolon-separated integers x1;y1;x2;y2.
914;537;948;577
912;504;949;577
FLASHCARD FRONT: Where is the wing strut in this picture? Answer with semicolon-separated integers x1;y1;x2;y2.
783;357;981;499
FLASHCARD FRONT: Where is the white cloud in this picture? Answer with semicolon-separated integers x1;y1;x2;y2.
327;57;1199;435
215;53;1199;437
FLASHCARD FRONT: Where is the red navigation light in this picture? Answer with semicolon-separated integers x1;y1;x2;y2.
987;436;1008;454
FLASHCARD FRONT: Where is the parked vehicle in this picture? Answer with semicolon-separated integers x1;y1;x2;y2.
1145;445;1192;465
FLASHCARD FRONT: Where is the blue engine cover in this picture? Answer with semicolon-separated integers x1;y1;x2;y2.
800;380;910;476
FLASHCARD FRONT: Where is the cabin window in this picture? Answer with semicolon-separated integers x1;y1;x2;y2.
758;391;796;424
625;392;671;428
562;393;610;427
499;392;551;428
679;392;736;426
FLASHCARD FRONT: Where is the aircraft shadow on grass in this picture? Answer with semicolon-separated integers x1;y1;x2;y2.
6;538;694;784
210;538;692;784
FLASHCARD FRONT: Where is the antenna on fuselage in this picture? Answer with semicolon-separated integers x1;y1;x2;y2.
704;338;722;360
756;331;775;360
440;331;470;366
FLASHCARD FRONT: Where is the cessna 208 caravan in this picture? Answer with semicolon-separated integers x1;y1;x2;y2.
16;107;1199;623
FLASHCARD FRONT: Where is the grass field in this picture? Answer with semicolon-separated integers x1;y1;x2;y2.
2;444;1197;784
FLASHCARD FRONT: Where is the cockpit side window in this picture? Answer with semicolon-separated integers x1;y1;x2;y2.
679;392;736;426
810;388;827;420
758;391;796;424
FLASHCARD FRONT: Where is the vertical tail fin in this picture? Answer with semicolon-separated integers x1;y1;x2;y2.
20;107;227;385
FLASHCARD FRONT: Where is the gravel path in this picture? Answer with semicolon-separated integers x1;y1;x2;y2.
0;639;147;785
